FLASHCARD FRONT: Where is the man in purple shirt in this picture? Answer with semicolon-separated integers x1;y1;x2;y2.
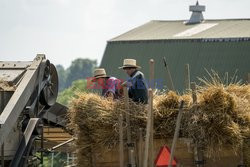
90;68;122;99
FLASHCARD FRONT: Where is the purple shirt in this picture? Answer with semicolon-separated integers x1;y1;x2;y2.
102;77;121;98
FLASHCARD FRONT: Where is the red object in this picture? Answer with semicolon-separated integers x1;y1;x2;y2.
155;146;177;167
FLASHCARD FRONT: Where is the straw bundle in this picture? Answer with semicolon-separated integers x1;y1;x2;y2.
153;91;192;138
68;83;250;165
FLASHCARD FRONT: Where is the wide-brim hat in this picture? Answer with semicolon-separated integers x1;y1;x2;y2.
118;59;141;69
91;68;109;81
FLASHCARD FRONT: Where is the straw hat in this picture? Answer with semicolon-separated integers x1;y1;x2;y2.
118;59;141;69
92;68;109;80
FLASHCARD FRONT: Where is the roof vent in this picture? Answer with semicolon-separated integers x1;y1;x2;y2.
186;1;205;24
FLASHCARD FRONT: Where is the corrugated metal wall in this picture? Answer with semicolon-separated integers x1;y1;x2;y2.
100;40;250;92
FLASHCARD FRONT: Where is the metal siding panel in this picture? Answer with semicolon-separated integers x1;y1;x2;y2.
101;41;250;92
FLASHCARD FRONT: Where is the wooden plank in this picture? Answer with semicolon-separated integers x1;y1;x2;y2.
44;133;72;138
43;127;66;133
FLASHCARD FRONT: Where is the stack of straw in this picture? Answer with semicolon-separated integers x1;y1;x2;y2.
68;84;250;165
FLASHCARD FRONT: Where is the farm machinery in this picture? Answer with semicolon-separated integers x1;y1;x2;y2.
0;54;67;166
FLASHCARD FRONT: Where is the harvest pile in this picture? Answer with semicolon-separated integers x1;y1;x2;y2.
68;82;250;166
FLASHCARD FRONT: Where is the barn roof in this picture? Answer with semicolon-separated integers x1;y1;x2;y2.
110;19;250;42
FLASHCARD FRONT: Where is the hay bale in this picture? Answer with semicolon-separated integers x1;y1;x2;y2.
69;84;250;165
188;86;244;156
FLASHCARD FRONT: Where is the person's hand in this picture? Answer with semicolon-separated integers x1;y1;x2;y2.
121;81;132;87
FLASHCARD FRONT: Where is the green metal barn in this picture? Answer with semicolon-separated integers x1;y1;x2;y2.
100;3;250;92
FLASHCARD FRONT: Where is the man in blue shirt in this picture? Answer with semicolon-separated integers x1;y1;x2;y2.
119;59;148;104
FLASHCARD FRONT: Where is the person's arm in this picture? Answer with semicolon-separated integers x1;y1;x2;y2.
106;91;115;99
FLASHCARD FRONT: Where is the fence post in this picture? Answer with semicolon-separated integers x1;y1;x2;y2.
143;89;153;167
191;82;204;167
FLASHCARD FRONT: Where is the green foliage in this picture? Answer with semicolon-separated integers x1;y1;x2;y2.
37;152;69;167
56;58;97;91
57;79;87;106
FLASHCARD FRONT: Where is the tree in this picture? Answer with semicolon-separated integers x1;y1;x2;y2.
57;79;88;106
65;58;97;88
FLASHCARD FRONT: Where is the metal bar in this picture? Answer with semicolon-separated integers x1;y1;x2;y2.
41;124;44;165
1;143;4;167
143;89;153;167
184;64;191;90
169;101;184;167
163;57;175;90
119;113;124;167
19;136;36;167
0;56;43;146
10;118;39;167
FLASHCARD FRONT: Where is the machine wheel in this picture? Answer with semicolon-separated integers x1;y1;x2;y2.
40;64;58;108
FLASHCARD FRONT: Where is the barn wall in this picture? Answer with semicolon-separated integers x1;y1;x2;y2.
100;40;250;92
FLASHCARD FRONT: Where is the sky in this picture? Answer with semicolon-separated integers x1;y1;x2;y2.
0;0;250;68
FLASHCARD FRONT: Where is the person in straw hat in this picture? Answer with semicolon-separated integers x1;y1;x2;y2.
119;59;148;104
90;68;122;99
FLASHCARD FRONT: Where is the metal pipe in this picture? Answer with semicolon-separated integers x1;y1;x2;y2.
41;124;44;165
